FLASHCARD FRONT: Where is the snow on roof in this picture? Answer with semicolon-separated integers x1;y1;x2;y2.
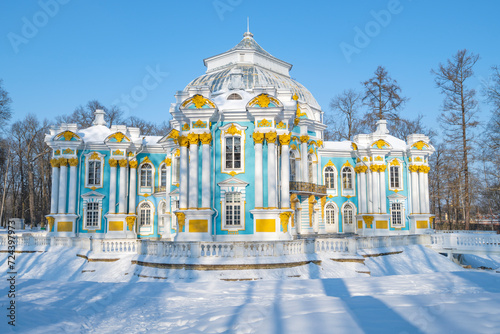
322;140;354;151
78;125;112;142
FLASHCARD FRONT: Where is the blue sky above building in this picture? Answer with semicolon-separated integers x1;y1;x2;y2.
1;0;499;137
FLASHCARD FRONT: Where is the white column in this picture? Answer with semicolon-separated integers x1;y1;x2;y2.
129;161;137;214
356;172;362;214
280;141;290;209
313;162;318;184
301;140;308;182
372;170;380;214
50;160;59;213
201;143;211;209
255;141;263;208
379;168;387;214
109;161;117;214
367;170;373;213
58;159;68;214
268;140;277;208
179;138;189;210
189;138;199;209
68;160;78;214
118;160;128;213
419;170;426;214
411;168;420;214
423;171;430;214
360;171;367;214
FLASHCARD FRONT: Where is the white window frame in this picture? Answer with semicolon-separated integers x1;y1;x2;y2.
81;191;104;231
138;201;154;227
138;162;155;194
84;152;105;189
172;154;180;185
342;167;354;191
342;202;355;226
325;203;337;226
389;159;404;191
324;166;336;189
158;200;168;234
224;192;242;227
159;163;167;188
220;123;247;176
85;202;99;228
219;178;248;231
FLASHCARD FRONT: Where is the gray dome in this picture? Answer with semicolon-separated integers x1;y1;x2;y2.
185;65;321;110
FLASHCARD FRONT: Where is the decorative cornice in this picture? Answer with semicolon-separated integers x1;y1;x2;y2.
225;124;242;136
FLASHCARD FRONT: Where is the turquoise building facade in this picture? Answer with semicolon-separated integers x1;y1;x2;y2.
45;31;434;240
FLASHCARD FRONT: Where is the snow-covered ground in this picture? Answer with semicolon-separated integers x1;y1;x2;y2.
1;245;499;333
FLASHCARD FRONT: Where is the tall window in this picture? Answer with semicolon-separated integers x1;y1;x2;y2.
225;192;241;226
225;137;241;169
390;166;400;189
140;163;153;187
342;167;353;190
308;154;314;182
290;152;296;181
343;204;353;225
325;166;335;189
326;203;336;225
85;202;99;228
160;164;167;187
173;156;180;184
88;161;101;186
139;202;152;226
391;202;403;226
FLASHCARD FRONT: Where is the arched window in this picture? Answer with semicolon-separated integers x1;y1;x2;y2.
139;202;152;226
342;167;353;190
160;164;167;187
308;154;314;183
343;203;354;225
325;203;336;225
324;166;335;189
140;163;153;187
290;152;296;182
227;93;242;100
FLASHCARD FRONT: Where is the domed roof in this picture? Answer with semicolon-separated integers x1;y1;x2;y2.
184;32;321;110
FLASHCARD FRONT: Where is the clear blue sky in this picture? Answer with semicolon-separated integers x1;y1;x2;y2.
1;0;499;136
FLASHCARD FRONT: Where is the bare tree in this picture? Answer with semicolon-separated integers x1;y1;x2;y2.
0;79;12;130
362;66;408;122
56;100;124;128
432;49;480;229
389;115;436;141
327;89;363;141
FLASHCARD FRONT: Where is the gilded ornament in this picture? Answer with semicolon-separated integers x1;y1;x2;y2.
299;135;309;143
390;159;401;166
308;148;314;154
308;195;316;227
182;123;190;131
255;94;271;108
113;149;124;156
68;158;79;167
369;164;386;173
192;94;208;108
411;141;429;150
225;124;242;136
363;157;368;162
175;212;186;232
296;105;307;118
279;212;292;233
91;186;96;191
179;136;190;147
415;157;423;162
128;152;134;157
129;160;138;169
257;118;272;127
279;132;292;146
50;158;60;168
166;129;180;141
63;148;74;155
58;158;68;166
276;121;286;129
126;216;136;231
409;157;412;162
54;150;61;156
408;164;419;173
354;165;368;173
419;165;430;173
118;159;128;168
325;160;335;167
294;118;300;126
265;131;277;144
375;156;383;161
252;131;265;144
174;149;180;157
108;158;118;167
342;160;353;168
352;143;358;150
317;140;323;147
110;132;126;143
192;119;207;129
229;171;237;177
187;133;199;145
59;131;77;141
292;94;298;101
199;132;212;145
165;158;172;167
141;156;152;163
321;196;326;221
371;139;389;149
46;217;55;232
363;216;374;228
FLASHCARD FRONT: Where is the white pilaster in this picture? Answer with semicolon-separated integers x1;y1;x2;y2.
281;143;290;208
58;161;68;214
423;171;430;214
360;172;367;214
202;144;211;209
189;141;199;209
118;160;127;213
68;164;77;214
179;143;189;210
301;141;308;182
109;163;117;214
255;142;263;208
411;170;420;214
419;170;426;214
50;164;59;213
372;170;379;213
367;170;373;213
357;173;362;214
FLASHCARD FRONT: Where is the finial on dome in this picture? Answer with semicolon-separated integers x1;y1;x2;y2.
244;17;253;38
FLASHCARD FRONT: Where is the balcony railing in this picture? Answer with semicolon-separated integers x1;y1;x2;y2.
155;186;166;193
289;181;327;195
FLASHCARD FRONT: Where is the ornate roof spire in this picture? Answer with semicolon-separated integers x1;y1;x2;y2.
243;17;253;38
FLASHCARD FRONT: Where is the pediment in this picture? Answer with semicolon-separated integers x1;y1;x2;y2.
81;190;105;199
218;177;249;187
